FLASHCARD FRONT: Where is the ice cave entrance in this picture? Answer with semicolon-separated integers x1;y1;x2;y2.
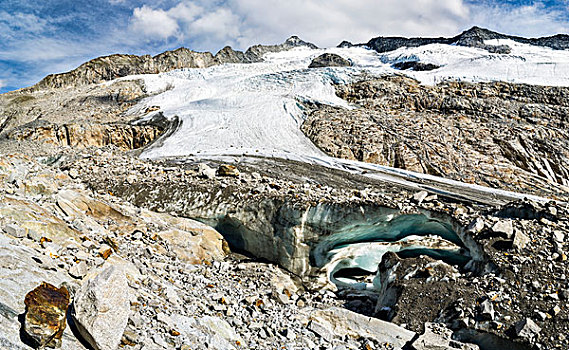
313;213;472;291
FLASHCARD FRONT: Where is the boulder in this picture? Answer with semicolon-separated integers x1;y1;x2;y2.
514;318;541;343
24;283;70;348
72;265;130;350
411;323;479;350
302;307;415;348
308;53;352;68
491;220;514;239
216;164;240;177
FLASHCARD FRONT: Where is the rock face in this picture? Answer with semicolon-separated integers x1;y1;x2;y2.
72;266;130;350
302;75;569;201
8;122;162;150
308;53;352;68
24;283;70;348
33;49;215;90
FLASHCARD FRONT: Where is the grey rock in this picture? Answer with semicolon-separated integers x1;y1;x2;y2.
492;220;514;238
69;261;89;279
466;218;485;234
514;318;541;342
72;265;130;350
413;191;429;204
3;224;26;238
479;300;494;320
197;163;216;179
412;323;479;350
553;231;565;243
303;307;415;348
512;230;530;250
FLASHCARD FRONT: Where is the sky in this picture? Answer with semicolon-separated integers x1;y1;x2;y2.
0;0;568;93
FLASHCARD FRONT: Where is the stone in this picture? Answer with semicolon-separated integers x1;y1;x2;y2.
303;307;415;348
98;244;113;260
3;223;26;238
171;313;245;349
24;282;70;348
413;191;429;204
411;323;479;350
197;163;216;179
466;218;485;234
514;318;541;343
72;265;130;350
216;164;240;177
479;299;494;320
308;53;352;68
553;231;565;243
550;305;561;316
512;230;530;250
492;220;514;238
69;261;89;279
156;224;226;264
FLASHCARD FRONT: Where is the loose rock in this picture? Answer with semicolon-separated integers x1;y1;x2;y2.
24;282;70;348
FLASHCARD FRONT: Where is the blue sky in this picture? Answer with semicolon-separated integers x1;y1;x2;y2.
1;0;568;93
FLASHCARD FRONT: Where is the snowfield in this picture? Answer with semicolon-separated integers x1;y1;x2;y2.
123;40;569;203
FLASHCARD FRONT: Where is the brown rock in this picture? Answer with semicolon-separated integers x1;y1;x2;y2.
99;244;113;260
216;164;240;177
24;282;70;348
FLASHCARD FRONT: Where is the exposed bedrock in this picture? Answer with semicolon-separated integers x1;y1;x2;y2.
6;122;163;150
302;75;569;201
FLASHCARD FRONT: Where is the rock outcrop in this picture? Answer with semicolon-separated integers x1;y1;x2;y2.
8;122;162;150
29;36;317;91
302;75;569;201
308;53;352;68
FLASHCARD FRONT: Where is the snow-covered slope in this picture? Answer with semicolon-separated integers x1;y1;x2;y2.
382;39;569;85
123;41;569;203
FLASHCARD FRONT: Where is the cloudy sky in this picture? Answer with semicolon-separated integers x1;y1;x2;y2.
1;0;568;93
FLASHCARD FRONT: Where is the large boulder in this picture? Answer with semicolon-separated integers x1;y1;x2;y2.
302;307;415;348
72;265;130;350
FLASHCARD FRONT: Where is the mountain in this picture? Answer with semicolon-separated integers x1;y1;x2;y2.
32;36;317;90
364;25;569;53
1;28;569;350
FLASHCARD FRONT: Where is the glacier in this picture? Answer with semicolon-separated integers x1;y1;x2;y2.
119;40;569;289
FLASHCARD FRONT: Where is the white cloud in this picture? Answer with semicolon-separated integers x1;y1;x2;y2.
188;8;241;41
129;5;180;40
124;0;569;53
125;0;473;50
0;79;6;89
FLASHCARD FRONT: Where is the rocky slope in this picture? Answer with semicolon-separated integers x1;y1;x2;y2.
302;75;569;201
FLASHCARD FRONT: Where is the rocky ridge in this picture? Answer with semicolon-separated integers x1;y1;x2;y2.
362;26;569;54
31;36;317;90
